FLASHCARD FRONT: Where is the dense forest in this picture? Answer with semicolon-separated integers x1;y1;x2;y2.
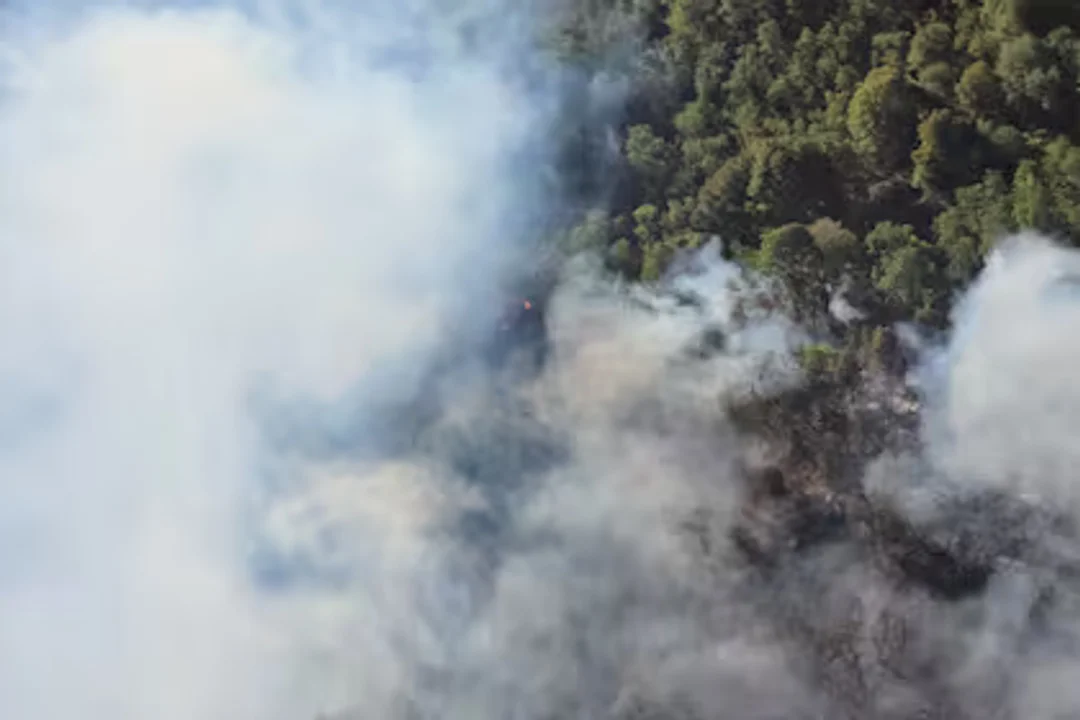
553;0;1080;374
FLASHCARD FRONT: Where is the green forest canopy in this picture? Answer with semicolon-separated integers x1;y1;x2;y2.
555;0;1080;369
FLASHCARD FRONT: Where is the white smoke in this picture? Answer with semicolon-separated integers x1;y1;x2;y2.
924;233;1080;506
0;3;547;719
856;232;1080;719
0;11;813;705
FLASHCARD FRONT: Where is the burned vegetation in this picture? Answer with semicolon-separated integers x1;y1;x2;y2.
671;328;1078;720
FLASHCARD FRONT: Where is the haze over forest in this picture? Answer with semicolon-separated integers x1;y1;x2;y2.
3;1;1080;719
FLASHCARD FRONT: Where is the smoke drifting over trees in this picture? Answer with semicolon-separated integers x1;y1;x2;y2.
3;2;1080;720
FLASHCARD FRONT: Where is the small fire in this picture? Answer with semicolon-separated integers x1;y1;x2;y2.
523;300;533;310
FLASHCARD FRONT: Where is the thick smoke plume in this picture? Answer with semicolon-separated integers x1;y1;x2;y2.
5;2;1080;720
0;2;548;718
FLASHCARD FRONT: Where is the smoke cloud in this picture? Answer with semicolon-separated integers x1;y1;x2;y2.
863;233;1080;720
7;2;1080;720
0;2;552;718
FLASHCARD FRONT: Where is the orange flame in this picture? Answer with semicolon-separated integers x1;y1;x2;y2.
523;300;533;310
